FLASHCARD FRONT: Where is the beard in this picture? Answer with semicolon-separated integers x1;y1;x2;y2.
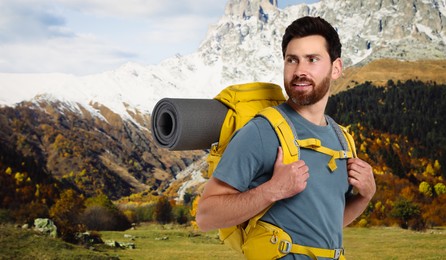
285;73;331;106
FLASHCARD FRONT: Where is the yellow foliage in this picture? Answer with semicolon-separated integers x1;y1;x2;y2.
360;143;367;153
5;167;12;175
375;138;382;146
14;172;25;185
190;220;199;231
358;219;368;227
419;181;433;197
359;133;366;141
424;163;436;176
374;201;382;211
434;160;441;172
434;183;446;196
190;195;200;217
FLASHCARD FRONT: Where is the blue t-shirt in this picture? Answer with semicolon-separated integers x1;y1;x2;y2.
213;103;351;259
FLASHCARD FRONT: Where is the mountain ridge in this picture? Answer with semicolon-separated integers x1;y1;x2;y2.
1;0;445;115
1;0;446;201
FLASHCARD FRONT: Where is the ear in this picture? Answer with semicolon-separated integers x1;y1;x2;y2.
331;58;343;80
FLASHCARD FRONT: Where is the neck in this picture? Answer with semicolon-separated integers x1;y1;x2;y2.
286;95;329;126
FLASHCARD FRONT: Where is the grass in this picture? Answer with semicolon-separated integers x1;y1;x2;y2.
343;227;446;259
100;223;243;260
1;223;445;259
0;224;118;260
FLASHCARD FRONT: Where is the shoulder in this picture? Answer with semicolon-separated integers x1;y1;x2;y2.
233;116;276;141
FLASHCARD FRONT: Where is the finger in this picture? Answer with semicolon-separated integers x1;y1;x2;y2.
275;146;284;166
348;158;369;169
299;164;309;174
347;161;366;173
348;177;360;187
301;171;310;181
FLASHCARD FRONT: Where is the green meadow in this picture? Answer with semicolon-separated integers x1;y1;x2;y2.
1;223;445;259
100;224;446;259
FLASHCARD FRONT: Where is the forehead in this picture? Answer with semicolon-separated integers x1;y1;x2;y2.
285;35;329;56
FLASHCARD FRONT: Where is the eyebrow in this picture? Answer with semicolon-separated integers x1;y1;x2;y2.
285;53;322;59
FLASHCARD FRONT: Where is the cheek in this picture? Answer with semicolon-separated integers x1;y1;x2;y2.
283;67;295;81
314;67;332;83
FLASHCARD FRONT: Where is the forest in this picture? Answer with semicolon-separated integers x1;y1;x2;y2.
327;80;446;228
1;80;445;244
327;79;446;176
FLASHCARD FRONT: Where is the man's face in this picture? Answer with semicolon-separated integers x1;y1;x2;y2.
283;35;341;106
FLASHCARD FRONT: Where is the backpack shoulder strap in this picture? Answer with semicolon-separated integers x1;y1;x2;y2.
338;124;357;158
256;106;299;164
243;106;299;232
325;116;357;158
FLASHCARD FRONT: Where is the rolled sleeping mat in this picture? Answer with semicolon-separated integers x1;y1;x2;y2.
151;98;228;150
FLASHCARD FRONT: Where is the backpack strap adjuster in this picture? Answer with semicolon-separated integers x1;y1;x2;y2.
334;248;344;260
279;240;292;254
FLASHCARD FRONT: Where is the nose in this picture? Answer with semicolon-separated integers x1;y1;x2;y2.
293;62;308;78
293;63;309;78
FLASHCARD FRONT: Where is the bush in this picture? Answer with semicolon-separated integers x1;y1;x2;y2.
390;198;423;230
173;205;191;225
154;196;172;224
134;204;155;223
81;205;131;231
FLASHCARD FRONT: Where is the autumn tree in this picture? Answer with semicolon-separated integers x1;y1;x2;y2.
154;196;173;224
49;189;86;242
390;198;422;230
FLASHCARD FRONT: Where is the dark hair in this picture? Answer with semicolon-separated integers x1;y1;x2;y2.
282;16;341;62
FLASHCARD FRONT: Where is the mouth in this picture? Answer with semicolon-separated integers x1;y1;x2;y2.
290;76;314;89
291;80;313;89
292;82;312;87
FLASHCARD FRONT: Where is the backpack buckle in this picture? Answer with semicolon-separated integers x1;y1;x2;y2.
334;248;344;259
279;240;292;254
339;150;348;159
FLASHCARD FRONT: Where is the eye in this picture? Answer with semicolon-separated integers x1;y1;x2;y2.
286;56;298;64
308;56;319;63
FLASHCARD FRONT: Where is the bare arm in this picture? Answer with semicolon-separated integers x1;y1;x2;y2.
343;158;376;226
196;147;309;232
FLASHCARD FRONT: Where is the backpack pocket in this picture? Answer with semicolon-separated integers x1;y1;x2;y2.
242;220;293;259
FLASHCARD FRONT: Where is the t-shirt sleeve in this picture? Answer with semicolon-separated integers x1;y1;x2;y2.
212;119;266;192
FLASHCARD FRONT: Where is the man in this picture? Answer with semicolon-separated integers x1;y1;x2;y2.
196;16;376;259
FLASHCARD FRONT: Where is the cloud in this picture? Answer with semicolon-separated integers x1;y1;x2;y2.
0;34;137;75
0;1;75;42
0;0;227;75
53;0;224;18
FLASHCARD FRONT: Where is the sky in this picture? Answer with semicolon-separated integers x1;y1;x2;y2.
0;0;319;76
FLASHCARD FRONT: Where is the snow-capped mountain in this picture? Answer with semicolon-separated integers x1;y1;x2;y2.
1;0;445;118
1;0;446;200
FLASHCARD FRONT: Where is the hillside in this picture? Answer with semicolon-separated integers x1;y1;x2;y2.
326;80;446;229
0;101;205;200
331;59;446;94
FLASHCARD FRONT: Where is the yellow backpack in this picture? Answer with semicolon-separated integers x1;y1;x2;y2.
203;82;356;259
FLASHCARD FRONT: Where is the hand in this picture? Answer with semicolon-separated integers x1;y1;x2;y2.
267;147;309;201
347;158;376;200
